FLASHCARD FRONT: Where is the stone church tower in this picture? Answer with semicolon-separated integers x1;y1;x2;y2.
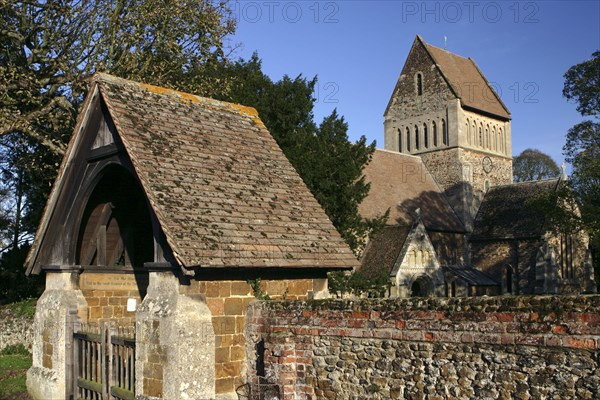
384;36;512;231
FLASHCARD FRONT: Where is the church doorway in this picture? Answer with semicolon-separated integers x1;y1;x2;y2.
411;275;433;297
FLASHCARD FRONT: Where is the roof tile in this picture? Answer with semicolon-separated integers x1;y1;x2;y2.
94;73;358;269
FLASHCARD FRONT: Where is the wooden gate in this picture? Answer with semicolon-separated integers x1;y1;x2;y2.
73;323;135;400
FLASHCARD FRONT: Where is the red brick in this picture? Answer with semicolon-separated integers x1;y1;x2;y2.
552;324;568;334
565;337;596;349
489;312;514;323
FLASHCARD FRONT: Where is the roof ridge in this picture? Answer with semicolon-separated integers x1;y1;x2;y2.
374;147;424;161
92;72;263;123
490;178;560;189
418;37;462;101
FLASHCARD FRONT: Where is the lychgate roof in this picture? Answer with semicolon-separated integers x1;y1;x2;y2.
27;73;358;271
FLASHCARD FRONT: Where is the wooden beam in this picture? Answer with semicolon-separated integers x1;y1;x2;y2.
96;226;106;266
82;202;113;265
108;236;124;267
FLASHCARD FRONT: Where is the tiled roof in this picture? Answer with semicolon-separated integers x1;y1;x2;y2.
358;225;411;279
359;149;465;232
472;179;560;240
420;37;511;120
444;266;498;286
29;73;358;270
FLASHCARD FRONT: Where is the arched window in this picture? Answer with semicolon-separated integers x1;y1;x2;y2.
442;119;448;145
406;127;411;151
485;125;490;149
505;266;513;294
500;128;504;154
432;121;438;147
398;128;403;152
416;73;423;96
492;126;497;151
414;125;420;150
423;123;429;148
466;119;471;145
478;125;483;147
560;233;574;279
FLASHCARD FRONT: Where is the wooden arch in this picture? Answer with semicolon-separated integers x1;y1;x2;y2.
75;165;153;268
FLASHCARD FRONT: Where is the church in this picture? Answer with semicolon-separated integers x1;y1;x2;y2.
358;36;596;297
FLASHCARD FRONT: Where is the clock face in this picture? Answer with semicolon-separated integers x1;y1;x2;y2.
482;156;493;174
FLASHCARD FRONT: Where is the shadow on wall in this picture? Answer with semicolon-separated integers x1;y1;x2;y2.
395;189;468;266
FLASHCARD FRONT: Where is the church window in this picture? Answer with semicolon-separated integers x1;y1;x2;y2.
485;125;490;149
406;127;411;151
492;126;497;151
560;233;574;279
466;120;471;145
398;128;403;152
478;125;483;147
415;125;420;150
432;121;438;147
416;73;423;95
423;123;429;148
442;119;448;145
505;266;513;294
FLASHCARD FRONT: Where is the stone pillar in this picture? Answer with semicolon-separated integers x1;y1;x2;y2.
136;271;215;400
27;271;87;400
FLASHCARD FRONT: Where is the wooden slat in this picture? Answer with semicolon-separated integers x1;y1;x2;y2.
96;226;107;266
82;203;113;265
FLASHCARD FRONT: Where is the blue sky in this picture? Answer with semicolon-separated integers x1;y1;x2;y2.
228;1;600;167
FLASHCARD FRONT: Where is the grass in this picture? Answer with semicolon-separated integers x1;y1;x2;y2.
0;352;31;399
4;299;37;319
0;299;36;399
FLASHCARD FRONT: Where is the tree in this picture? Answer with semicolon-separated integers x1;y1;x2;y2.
0;0;236;300
563;52;600;235
218;55;386;253
513;148;560;182
562;51;600;289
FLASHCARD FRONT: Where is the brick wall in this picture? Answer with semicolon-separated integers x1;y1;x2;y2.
246;296;600;399
79;272;148;325
181;276;325;396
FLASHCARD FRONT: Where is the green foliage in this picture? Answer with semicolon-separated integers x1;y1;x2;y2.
5;298;37;319
328;270;391;298
0;344;30;356
562;51;600;289
247;278;271;301
0;244;43;303
563;121;600;235
563;51;600;117
219;55;385;253
513;148;560;182
0;0;236;277
525;182;583;235
0;353;31;398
